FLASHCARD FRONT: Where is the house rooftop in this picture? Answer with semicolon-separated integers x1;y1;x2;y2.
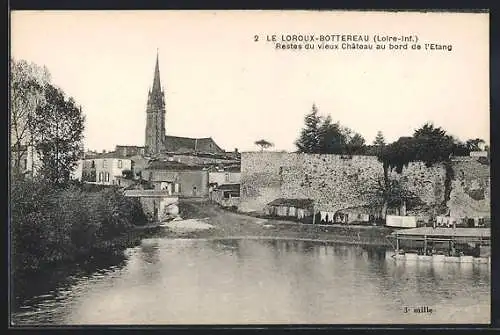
164;135;225;154
145;160;203;171
83;151;130;160
215;183;240;191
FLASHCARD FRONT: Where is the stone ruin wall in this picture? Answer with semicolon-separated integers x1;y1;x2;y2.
388;161;447;208
448;157;490;219
279;155;384;212
239;152;300;212
239;152;490;219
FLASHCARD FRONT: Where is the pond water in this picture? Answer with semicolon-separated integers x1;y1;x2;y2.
11;238;490;325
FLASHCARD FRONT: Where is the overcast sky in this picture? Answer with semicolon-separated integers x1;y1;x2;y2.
11;10;489;152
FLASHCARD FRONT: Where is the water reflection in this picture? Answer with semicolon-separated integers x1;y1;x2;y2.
11;238;490;325
140;240;160;264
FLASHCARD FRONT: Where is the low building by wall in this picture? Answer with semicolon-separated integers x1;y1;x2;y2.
264;198;314;223
210;183;240;208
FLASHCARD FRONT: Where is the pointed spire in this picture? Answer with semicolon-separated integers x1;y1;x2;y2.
152;49;161;93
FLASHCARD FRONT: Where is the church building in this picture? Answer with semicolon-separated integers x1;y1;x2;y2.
144;53;225;156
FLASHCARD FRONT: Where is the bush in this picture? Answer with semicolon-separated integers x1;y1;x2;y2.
10;178;148;275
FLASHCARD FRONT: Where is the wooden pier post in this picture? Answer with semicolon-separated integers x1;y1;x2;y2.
312;204;316;225
424;235;427;255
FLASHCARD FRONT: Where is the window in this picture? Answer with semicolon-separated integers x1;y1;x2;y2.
98;172;103;182
103;160;107;168
91;161;95;168
118;160;122;168
105;172;110;182
225;173;230;182
23;158;28;170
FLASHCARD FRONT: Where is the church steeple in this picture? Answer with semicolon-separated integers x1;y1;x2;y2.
145;51;166;156
152;49;161;94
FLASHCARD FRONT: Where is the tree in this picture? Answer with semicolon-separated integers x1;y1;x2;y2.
451;138;470;156
365;177;421;219
296;104;369;155
377;123;457;214
295;104;322;153
10;59;51;177
466;138;485;152
412;123;454;167
317;115;346;154
254;139;274;152
373;131;386;147
33;84;85;184
413;122;446;138
345;132;366;155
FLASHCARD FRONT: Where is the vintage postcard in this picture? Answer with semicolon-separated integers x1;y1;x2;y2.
10;10;490;326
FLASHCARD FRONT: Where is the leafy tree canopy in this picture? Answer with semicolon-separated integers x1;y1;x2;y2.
33;83;85;184
255;139;274;151
295;104;366;155
379;123;459;173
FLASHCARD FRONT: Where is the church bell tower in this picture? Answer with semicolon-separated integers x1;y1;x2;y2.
145;51;166;155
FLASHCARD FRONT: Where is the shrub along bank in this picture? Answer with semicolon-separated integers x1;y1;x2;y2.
10;179;148;276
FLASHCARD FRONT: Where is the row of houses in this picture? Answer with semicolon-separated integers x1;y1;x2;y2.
71;149;242;200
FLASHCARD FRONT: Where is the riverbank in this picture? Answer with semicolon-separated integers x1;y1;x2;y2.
159;200;393;247
10;179;149;277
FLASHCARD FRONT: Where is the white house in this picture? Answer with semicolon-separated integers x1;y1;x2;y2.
80;152;132;186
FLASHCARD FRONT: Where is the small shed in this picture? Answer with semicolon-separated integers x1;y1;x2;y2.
334;204;381;224
265;198;314;220
212;183;240;198
210;183;240;208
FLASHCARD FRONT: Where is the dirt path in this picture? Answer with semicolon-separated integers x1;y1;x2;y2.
177;199;392;247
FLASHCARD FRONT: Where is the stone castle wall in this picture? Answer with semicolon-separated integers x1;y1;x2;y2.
279;155;384;212
239;152;490;219
448;157;490;218
239;152;301;212
387;161;447;207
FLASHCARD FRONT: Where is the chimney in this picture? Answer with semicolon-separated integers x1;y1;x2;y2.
234;148;239;153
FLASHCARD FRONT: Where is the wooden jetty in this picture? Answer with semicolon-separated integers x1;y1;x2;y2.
387;227;490;264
